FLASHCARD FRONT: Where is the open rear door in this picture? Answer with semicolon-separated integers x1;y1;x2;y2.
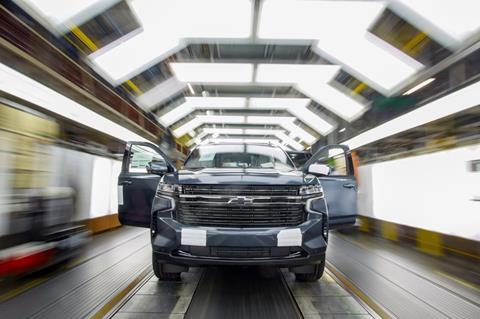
118;142;175;228
304;145;357;228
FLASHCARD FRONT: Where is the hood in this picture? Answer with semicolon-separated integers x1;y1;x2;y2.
163;168;308;185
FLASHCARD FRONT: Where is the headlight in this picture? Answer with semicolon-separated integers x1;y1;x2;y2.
156;183;182;195
299;184;323;196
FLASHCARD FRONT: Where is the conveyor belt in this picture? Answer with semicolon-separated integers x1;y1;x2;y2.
185;267;302;319
327;231;480;319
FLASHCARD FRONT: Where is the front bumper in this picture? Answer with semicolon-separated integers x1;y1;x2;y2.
151;216;327;267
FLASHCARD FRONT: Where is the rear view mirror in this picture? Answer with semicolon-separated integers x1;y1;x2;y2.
308;163;330;176
146;160;168;175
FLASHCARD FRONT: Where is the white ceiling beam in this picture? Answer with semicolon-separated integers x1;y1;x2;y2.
173;115;316;144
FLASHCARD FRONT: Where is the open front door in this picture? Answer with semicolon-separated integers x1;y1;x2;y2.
118;142;175;228
304;145;357;228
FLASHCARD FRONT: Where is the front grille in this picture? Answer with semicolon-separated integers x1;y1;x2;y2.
182;185;299;196
176;185;305;227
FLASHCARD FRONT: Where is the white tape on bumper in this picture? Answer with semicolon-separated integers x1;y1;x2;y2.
117;186;123;205
181;228;207;246
277;228;302;247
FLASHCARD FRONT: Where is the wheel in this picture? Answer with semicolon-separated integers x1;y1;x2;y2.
152;255;181;281
294;260;325;282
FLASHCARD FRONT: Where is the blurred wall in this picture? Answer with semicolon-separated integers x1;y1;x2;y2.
50;146;121;222
357;143;480;241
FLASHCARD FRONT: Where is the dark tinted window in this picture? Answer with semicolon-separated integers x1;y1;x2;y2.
184;145;294;170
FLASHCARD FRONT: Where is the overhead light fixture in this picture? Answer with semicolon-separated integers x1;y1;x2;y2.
197;128;304;150
187;83;195;95
256;64;366;121
344;79;480;149
170;63;254;83
202;128;244;135
258;0;423;94
15;0;116;33
89;0;252;83
173;115;316;144
136;77;186;110
339;127;346;133
0;63;148;142
160;97;246;126
390;0;480;50
246;116;316;144
402;78;435;95
201;138;287;148
173;115;246;137
249;97;334;134
91;33;182;83
160;96;334;134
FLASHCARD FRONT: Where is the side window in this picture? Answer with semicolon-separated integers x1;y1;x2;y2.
128;144;165;173
315;147;349;176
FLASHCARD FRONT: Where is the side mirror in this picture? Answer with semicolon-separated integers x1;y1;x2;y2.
308;163;330;176
146;160;168;175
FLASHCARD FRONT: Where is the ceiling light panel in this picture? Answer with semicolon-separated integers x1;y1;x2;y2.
90;0;252;83
136;77;186;110
344;80;480;150
173;115;315;145
15;0;119;32
246;116;316;144
161;96;334;134
173;115;246;137
91;34;182;83
249;97;334;134
390;0;480;50
0;63;148;142
199;128;304;150
256;64;366;121
258;0;423;94
160;97;247;126
170;63;254;83
200;138;285;147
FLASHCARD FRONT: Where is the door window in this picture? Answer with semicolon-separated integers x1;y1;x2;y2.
128;144;165;173
315;147;350;176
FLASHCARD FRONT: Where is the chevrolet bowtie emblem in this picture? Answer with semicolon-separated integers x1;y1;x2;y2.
227;196;254;205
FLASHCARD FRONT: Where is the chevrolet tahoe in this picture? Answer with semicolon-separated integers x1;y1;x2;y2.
118;142;357;281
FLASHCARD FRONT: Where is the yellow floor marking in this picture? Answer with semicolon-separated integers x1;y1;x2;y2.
434;270;480;291
90;267;152;319
0;256;88;302
326;263;391;319
0;276;52;302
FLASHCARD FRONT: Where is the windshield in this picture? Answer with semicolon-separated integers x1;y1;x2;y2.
184;144;295;170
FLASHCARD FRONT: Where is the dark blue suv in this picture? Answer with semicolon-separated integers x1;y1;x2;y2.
118;142;357;281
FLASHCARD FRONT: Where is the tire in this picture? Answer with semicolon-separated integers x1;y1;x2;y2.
295;260;325;282
152;255;181;281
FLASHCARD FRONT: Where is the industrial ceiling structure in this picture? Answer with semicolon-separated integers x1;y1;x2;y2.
12;0;480;150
